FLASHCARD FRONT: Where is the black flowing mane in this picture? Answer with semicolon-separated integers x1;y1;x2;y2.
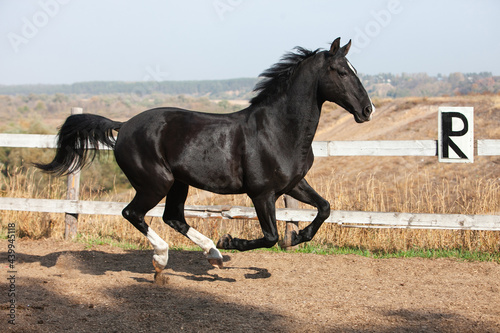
250;47;321;105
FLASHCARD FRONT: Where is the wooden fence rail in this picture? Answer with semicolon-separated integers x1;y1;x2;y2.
1;133;500;156
1;131;499;236
1;197;499;231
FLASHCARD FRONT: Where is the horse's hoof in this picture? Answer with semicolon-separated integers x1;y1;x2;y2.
278;239;290;248
217;234;234;249
279;230;298;249
208;258;224;269
152;259;169;285
152;258;165;273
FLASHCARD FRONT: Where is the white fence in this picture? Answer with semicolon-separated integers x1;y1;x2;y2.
1;133;499;231
1;133;500;156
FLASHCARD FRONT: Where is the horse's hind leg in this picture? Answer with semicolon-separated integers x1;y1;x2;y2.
163;181;223;268
122;192;170;276
284;178;330;247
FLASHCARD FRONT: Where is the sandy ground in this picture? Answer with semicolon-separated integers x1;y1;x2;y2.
1;239;500;333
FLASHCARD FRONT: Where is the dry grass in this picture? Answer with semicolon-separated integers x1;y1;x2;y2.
1;167;499;254
304;169;500;253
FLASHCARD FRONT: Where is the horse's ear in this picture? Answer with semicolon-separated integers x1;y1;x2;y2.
342;39;352;56
329;37;341;55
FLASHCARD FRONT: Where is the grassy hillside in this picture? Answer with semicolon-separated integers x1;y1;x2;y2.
312;95;500;199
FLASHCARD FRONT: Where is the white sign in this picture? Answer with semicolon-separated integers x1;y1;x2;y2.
438;107;474;163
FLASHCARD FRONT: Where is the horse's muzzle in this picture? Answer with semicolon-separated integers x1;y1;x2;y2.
354;104;374;123
363;104;374;121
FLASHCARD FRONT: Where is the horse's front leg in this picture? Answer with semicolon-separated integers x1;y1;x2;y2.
217;193;279;251
283;178;330;246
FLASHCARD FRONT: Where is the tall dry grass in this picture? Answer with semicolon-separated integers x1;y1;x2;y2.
306;169;500;253
1;167;499;253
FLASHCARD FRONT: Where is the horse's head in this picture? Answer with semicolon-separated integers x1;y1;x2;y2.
318;37;374;123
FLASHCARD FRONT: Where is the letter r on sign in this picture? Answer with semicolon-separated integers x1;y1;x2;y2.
438;107;474;163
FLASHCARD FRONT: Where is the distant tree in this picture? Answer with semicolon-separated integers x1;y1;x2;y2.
448;72;465;86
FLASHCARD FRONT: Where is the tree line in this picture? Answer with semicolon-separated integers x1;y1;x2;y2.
0;78;258;99
360;72;499;98
1;72;498;98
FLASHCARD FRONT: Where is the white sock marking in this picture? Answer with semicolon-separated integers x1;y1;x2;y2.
147;228;169;268
186;227;223;260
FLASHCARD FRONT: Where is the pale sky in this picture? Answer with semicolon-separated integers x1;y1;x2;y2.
1;0;499;85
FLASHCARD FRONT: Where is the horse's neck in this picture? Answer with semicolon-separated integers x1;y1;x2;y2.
276;64;323;149
247;56;324;154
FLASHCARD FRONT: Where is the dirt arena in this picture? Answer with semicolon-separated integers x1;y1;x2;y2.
2;239;500;332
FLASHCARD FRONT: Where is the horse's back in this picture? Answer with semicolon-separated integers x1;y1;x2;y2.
115;107;248;193
116;107;242;148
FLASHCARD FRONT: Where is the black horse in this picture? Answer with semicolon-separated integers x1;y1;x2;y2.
36;38;374;275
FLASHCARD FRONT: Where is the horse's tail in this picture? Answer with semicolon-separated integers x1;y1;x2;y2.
34;114;123;176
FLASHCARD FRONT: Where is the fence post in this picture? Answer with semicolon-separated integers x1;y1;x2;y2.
64;107;82;240
282;195;299;251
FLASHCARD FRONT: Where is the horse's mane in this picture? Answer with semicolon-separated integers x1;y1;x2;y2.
250;47;321;105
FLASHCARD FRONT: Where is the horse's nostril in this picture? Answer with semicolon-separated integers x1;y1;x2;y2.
363;105;372;118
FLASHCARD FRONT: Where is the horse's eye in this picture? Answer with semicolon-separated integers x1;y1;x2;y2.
338;70;348;77
330;66;347;77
